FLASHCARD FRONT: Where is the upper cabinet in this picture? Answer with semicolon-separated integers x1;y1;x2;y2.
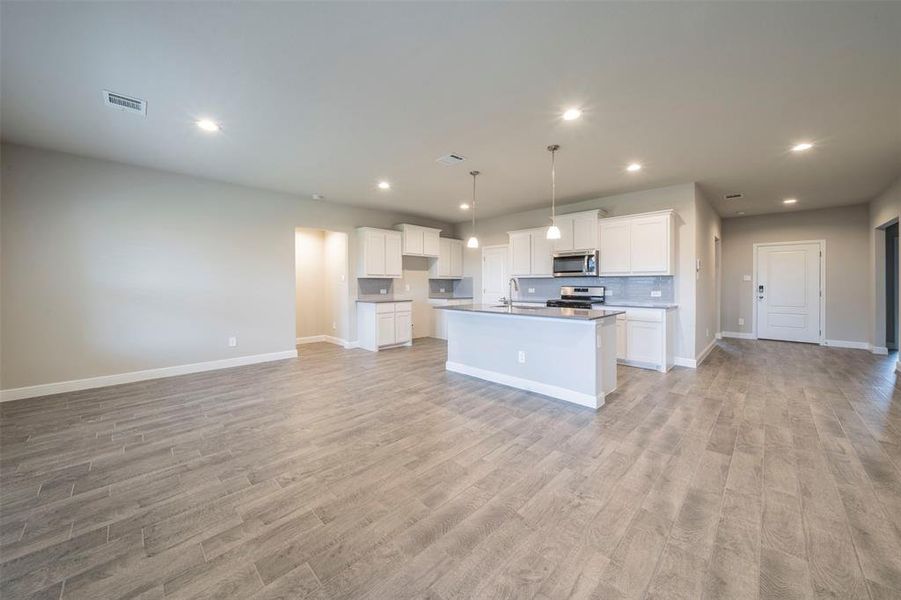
396;224;441;258
356;227;403;278
553;210;600;252
598;209;674;276
508;228;553;277
429;237;464;279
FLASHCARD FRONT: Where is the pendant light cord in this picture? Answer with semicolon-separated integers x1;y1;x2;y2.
551;148;556;225
470;170;479;238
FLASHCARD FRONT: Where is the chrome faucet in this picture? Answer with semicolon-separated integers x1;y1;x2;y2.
507;277;519;306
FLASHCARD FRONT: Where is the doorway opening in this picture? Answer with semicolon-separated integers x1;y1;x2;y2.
886;223;898;351
294;228;350;348
481;245;509;305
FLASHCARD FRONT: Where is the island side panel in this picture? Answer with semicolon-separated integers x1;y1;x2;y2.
445;311;602;408
597;317;617;397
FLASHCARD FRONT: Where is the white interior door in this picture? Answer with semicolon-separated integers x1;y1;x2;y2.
482;246;508;305
756;242;821;343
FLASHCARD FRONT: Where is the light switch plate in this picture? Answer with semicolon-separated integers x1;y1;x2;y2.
743;274;752;281
738;318;745;326
528;287;535;294
439;287;445;293
379;289;387;295
228;336;237;347
650;290;662;298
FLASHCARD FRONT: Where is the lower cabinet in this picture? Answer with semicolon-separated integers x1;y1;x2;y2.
428;298;470;339
357;301;413;351
608;306;675;372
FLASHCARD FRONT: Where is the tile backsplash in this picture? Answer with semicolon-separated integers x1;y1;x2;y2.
513;276;674;303
428;277;473;298
358;278;394;296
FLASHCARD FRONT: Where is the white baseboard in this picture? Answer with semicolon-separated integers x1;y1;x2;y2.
297;335;358;349
715;332;723;340
673;357;696;368
896;360;901;374
721;331;756;340
870;346;889;355
822;339;871;351
445;361;604;409
0;350;299;403
694;338;718;367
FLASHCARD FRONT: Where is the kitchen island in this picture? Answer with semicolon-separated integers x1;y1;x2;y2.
435;304;623;409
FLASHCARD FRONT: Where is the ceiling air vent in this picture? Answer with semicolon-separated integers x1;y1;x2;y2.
436;153;465;166
724;193;743;200
103;90;147;116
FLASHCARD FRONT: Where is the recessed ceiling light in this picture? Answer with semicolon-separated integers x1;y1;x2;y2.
311;193;325;201
377;181;391;190
459;203;470;210
562;108;582;121
736;211;746;215
626;163;642;172
791;142;813;152
783;198;798;205
196;119;220;133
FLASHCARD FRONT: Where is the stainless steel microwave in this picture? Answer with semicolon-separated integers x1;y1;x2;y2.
553;250;599;277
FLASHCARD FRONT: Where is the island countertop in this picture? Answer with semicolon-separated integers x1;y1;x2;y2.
434;303;623;321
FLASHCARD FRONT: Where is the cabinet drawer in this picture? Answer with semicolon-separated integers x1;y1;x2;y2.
394;302;412;314
625;308;663;322
375;303;396;314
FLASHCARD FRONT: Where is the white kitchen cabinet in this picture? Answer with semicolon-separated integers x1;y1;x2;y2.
554;210;600;252
396;224;441;258
429;237;464;279
607;306;674;372
357;301;413;351
356;228;404;278
629;213;671;273
508;228;553;277
428;298;470;339
598;210;674;276
599;220;631;274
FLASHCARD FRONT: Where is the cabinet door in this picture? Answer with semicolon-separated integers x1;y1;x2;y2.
437;238;451;277
599;221;631;274
626;320;662;364
630;215;669;273
450;240;463;277
554;216;574;252
531;232;554;276
572;214;598;250
423;229;440;257
385;232;403;277
403;227;423;256
377;313;396;346
615;318;627;360
394;309;412;343
509;232;532;276
364;230;386;276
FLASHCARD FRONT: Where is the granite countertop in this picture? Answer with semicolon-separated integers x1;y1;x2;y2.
356;296;414;304
434;303;623;321
428;296;473;301
603;301;678;310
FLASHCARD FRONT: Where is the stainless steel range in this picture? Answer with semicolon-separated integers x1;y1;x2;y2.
546;286;605;309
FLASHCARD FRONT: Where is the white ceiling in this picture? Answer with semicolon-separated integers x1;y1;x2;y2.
2;2;899;222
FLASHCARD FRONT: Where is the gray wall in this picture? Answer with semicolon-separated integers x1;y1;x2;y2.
454;183;701;361
695;188;722;355
0;143;450;389
721;204;870;343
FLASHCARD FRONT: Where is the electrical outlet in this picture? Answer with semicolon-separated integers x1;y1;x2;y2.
379;288;387;295
650;290;662;298
332;322;336;331
738;317;745;326
439;287;445;293
517;350;526;364
228;336;237;347
706;328;710;338
743;274;751;281
528;287;535;294
404;284;410;292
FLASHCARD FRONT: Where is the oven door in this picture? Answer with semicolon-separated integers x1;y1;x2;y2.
553;252;598;277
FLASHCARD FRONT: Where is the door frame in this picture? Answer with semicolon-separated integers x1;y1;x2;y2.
480;244;509;305
751;239;826;344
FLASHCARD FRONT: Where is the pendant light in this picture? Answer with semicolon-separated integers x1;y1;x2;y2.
467;170;480;248
546;144;561;240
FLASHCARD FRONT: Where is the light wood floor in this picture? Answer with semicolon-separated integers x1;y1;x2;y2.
2;338;901;600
